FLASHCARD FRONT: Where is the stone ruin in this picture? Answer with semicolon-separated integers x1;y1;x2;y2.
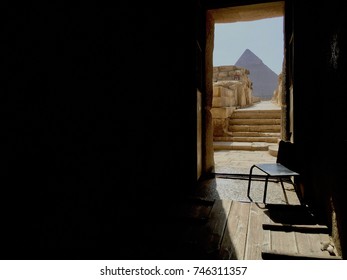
272;72;283;106
212;65;260;136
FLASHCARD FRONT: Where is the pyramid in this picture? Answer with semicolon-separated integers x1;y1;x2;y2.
235;49;279;100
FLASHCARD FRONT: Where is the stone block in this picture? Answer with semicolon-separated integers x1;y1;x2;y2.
212;118;226;136
212;97;231;107
213;86;221;97
211;107;233;118
220;87;234;99
218;72;228;78
230;95;237;106
239;95;247;107
218;65;235;72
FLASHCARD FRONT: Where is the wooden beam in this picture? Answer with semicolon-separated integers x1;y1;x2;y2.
262;249;342;260
262;223;329;233
209;1;284;23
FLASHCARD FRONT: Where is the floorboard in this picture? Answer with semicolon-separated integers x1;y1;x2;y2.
244;203;266;259
190;199;232;257
220;201;250;259
181;198;341;260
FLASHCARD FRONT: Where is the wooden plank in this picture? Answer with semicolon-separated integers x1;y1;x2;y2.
295;231;332;257
262;223;329;233
177;200;214;253
262;209;272;255
262;249;342;260
180;198;215;222
220;201;251;259
244;202;266;260
270;230;298;255
196;199;233;255
170;198;215;248
262;231;341;260
319;233;331;244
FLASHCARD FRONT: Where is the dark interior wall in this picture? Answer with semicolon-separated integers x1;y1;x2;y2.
293;0;347;256
5;0;347;260
3;3;198;259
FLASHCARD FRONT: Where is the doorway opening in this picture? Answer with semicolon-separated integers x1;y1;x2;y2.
199;1;297;204
212;16;284;175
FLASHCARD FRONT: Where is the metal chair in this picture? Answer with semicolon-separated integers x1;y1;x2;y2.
247;140;300;204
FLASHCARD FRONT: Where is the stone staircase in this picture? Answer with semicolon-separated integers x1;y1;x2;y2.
214;105;281;153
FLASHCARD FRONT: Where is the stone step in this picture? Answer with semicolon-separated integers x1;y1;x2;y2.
268;144;279;157
229;118;281;125
214;136;279;143
229;124;281;132
232;110;281;119
213;141;271;151
230;132;281;138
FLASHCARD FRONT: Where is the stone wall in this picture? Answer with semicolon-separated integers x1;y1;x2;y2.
272;72;283;106
212;65;256;136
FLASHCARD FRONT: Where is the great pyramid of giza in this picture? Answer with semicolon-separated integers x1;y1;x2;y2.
235;49;279;100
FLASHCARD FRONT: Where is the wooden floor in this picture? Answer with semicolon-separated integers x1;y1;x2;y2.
175;199;342;260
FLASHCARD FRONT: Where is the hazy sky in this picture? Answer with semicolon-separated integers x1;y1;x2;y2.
213;17;284;75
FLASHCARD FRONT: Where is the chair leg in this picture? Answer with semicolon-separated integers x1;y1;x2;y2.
279;178;289;204
263;175;269;204
291;176;303;203
247;165;256;201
